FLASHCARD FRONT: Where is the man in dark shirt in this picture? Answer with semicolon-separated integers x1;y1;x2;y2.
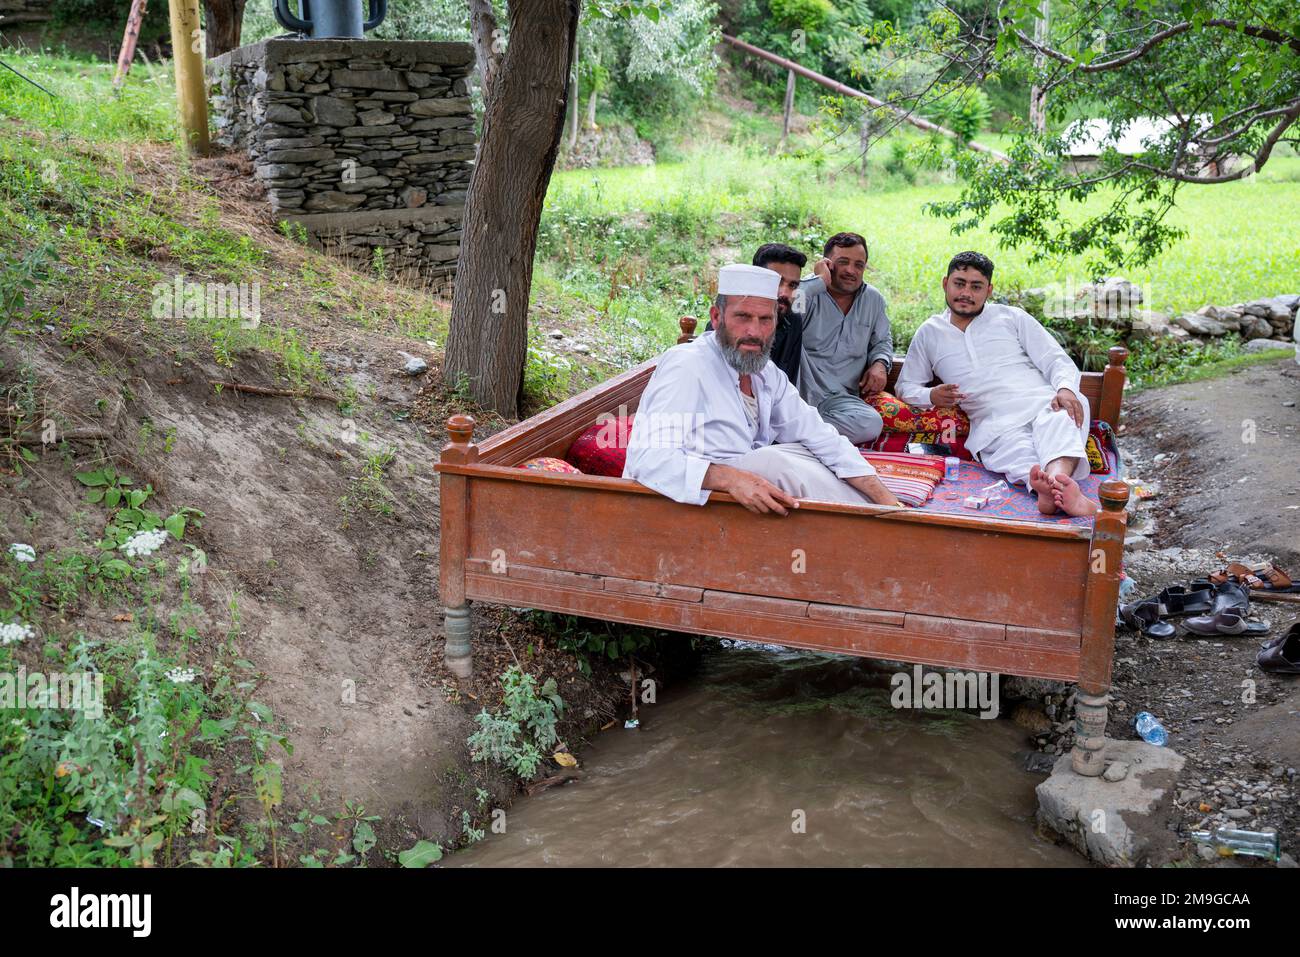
705;243;805;386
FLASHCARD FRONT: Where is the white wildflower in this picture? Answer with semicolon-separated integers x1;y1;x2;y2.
8;543;35;563
165;667;198;684
0;621;36;645
122;528;169;559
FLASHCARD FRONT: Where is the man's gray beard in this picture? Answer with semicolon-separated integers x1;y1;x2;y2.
715;329;772;375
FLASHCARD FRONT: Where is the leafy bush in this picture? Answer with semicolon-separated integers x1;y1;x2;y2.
466;666;564;780
922;88;992;145
769;0;836;31
526;610;662;677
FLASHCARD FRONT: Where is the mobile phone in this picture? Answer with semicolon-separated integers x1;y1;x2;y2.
907;442;952;456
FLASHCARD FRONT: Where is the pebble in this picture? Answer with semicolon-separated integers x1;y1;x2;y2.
1103;761;1131;782
1224;808;1251;820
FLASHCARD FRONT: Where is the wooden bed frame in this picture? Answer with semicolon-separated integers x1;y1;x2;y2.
437;323;1131;777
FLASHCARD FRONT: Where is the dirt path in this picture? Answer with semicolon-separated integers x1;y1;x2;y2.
1095;357;1299;864
1126;358;1300;565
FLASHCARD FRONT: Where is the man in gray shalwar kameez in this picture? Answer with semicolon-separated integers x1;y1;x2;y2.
795;231;894;444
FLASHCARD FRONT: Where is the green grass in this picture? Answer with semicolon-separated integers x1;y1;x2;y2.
0;48;177;144
544;141;1300;346
1125;344;1296;392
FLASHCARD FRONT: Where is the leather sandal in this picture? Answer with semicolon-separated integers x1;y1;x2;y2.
1208;562;1300;593
1119;597;1176;638
1184;581;1270;637
1157;584;1214;615
1257;623;1300;675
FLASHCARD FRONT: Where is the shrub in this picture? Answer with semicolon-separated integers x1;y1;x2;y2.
466;666;564;780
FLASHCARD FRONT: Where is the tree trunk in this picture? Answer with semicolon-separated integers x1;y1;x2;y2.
586;87;597;129
1028;0;1050;133
780;68;795;145
113;0;149;90
446;0;581;416
468;0;502;101
566;32;579;150
203;0;247;58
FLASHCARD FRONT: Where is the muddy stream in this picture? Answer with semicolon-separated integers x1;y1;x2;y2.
452;644;1082;867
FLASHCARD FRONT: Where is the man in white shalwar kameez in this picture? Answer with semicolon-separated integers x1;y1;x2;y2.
894;251;1100;517
623;264;901;513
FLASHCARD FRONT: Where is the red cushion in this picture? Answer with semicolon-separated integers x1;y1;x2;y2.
566;413;634;477
869;392;970;437
518;456;582;474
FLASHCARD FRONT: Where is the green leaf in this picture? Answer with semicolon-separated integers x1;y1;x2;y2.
85;488;105;504
104;487;121;508
352;820;377;855
99;559;132;579
165;513;187;539
76;470;108;486
398;840;444;868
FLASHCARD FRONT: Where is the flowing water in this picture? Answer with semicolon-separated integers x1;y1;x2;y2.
452;644;1082;867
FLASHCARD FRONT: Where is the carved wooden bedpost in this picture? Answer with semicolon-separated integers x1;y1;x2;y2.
1072;479;1129;775
440;414;478;678
677;316;697;343
1098;346;1128;428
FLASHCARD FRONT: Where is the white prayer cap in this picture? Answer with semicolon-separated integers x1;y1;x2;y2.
717;264;780;299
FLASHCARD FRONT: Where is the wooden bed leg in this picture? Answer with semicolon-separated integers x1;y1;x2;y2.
1071;691;1109;776
440;414;478;679
444;605;473;678
1071;479;1129;776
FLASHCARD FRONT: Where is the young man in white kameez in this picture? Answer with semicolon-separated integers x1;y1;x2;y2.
623;264;901;513
894;251;1100;518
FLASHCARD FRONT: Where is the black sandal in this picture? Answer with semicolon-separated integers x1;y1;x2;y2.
1257;623;1300;674
1119;598;1176;638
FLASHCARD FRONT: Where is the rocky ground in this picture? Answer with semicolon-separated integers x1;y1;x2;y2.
1014;357;1300;866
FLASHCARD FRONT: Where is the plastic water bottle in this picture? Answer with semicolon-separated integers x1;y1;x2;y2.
1190;828;1280;862
1134;711;1168;746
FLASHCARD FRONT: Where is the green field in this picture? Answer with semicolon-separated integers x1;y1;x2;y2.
544;144;1300;346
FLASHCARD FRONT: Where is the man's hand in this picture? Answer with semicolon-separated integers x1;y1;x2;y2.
846;474;903;508
1052;387;1085;428
704;463;799;515
812;258;831;283
858;360;888;397
929;382;966;407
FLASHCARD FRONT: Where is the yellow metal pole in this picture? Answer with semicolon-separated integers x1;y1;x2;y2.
167;0;210;154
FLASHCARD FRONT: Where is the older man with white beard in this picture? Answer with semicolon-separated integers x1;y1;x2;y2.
623;264;900;513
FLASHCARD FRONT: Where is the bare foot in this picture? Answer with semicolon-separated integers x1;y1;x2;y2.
1029;464;1058;515
1050;474;1101;518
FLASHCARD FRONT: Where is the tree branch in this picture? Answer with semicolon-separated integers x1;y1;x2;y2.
1009;17;1300;73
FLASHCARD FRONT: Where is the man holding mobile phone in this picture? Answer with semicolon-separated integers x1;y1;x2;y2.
795;232;894;445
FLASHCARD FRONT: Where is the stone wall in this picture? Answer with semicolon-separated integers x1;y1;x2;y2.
1014;279;1298;352
208;38;476;285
